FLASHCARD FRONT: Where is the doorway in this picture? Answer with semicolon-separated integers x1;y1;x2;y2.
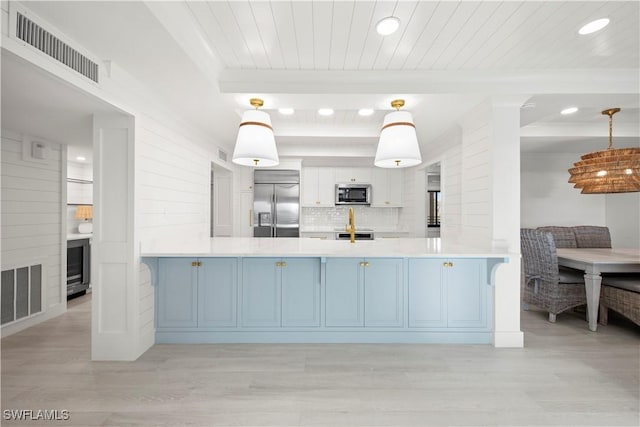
211;163;233;237
426;162;441;238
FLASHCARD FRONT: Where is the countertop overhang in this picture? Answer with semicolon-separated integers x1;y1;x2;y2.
140;237;514;259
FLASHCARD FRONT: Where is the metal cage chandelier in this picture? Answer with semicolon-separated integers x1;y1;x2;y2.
568;108;640;194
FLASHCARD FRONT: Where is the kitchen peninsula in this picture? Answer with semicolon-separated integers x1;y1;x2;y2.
141;238;512;345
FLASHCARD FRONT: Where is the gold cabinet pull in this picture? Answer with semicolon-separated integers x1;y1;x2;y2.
281;261;286;268
359;261;365;267
443;262;448;267
449;262;454;267
316;201;320;204
365;261;370;267
192;261;198;267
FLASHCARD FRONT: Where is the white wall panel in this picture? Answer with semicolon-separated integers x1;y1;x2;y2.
520;152;606;228
135;113;212;357
606;193;640;249
1;130;65;335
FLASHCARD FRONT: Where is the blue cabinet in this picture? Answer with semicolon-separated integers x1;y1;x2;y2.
242;258;281;327
198;258;237;328
364;258;403;327
325;258;364;327
408;259;445;328
446;259;487;328
408;258;488;329
157;258;238;328
325;258;403;327
281;258;321;327
157;258;198;328
242;257;321;328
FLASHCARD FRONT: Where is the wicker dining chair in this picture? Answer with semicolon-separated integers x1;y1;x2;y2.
521;228;587;322
537;226;578;248
573;225;612;248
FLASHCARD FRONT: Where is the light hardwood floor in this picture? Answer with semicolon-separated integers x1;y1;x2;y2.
1;293;638;427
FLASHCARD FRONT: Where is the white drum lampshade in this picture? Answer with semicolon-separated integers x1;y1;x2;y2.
232;99;279;167
374;101;422;168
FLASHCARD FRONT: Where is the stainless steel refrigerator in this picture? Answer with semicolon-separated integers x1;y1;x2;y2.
253;170;300;238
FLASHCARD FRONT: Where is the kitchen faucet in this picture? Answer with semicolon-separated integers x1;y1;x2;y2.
345;207;356;243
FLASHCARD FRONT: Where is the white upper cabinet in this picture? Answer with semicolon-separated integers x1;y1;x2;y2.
301;166;401;208
302;167;335;207
334;167;371;184
371;168;403;207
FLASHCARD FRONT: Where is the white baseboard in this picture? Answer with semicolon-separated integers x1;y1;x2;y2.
0;302;66;338
493;331;524;348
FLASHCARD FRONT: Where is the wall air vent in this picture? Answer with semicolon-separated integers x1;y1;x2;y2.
218;149;228;162
15;12;99;83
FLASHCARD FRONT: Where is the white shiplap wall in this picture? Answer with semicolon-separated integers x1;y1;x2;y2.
1;129;66;334
460;102;493;246
135;115;212;351
422;127;464;243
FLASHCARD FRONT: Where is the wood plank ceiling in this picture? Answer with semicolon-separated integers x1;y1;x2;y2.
186;1;638;71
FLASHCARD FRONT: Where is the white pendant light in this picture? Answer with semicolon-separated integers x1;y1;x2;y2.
374;99;422;168
232;98;279;167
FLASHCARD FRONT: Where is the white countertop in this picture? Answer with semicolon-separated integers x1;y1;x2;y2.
300;226;411;233
67;233;92;241
141;237;513;259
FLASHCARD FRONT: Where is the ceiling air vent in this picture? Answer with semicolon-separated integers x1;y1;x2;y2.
218;149;228;162
16;12;99;83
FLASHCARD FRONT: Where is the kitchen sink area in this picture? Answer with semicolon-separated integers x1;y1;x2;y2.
334;228;375;240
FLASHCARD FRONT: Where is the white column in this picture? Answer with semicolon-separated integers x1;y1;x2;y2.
490;96;528;348
91;114;138;360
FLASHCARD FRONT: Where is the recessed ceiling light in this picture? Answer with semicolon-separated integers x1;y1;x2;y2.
578;18;610;35
561;107;579;115
318;108;334;116
278;108;294;115
76;156;86;161
376;16;400;36
358;108;374;116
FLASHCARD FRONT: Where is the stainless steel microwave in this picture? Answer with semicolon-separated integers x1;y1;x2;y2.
335;183;371;205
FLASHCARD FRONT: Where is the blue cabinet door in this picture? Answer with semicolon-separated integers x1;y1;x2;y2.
364;258;404;327
242;258;281;327
157;258;197;328
198;258;238;328
281;258;321;327
446;259;487;328
408;259;446;328
325;258;364;327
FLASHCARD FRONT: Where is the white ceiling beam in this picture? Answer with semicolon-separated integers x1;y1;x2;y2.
278;144;376;158
219;69;639;95
521;122;640;138
275;127;379;138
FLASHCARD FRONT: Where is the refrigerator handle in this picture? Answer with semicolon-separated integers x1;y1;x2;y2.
272;193;277;237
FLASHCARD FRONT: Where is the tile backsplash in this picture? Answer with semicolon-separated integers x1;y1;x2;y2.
302;206;399;229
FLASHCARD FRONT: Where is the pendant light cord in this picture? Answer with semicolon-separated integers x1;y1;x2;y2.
608;112;613;150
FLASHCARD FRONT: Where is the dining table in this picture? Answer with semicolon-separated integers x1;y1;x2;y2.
557;248;640;331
